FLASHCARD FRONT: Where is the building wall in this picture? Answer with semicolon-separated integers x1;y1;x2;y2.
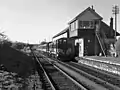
69;30;78;37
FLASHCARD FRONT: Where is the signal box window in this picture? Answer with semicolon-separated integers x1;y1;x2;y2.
70;22;75;31
63;39;66;43
79;21;95;29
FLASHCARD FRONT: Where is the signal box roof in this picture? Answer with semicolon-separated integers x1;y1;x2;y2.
68;7;103;24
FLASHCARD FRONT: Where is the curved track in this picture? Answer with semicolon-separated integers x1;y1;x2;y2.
33;52;88;90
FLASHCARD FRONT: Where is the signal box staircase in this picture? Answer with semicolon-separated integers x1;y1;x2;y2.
95;32;107;57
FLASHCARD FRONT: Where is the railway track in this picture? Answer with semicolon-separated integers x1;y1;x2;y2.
33;54;56;90
69;62;120;88
57;61;120;90
68;61;120;87
33;51;120;90
33;52;88;90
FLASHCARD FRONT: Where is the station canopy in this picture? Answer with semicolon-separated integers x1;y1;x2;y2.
52;27;69;39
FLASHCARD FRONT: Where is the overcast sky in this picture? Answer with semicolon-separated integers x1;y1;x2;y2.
0;0;119;44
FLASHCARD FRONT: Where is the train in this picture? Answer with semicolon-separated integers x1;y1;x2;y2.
39;37;78;61
39;36;120;61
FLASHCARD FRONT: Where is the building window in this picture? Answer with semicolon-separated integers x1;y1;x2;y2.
79;21;83;28
70;20;78;31
83;21;90;28
63;39;66;42
90;21;94;28
79;21;95;29
75;20;78;29
70;22;75;31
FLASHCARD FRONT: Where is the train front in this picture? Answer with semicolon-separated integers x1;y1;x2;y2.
57;38;75;61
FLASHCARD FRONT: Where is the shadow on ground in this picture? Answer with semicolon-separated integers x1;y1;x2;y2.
0;45;35;77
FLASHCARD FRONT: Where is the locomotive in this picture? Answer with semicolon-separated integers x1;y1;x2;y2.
56;38;75;61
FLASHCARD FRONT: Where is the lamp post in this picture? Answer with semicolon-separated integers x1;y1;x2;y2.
112;5;119;41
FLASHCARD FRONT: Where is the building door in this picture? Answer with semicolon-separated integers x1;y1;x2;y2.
84;35;95;56
75;38;84;57
78;38;84;57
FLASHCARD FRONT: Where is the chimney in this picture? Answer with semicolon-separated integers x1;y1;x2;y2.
91;5;95;11
110;17;113;29
110;17;114;37
92;5;93;9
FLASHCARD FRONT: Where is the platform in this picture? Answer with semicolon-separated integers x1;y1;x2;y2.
82;56;120;66
75;56;120;75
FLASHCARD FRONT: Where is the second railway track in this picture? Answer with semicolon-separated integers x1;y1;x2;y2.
68;61;120;87
58;61;120;90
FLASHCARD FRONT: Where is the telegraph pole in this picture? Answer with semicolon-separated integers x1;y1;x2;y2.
112;5;119;40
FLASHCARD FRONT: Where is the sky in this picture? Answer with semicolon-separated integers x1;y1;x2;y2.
0;0;119;44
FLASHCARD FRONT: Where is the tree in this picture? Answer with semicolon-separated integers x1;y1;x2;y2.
11;42;27;50
40;41;47;45
0;32;9;45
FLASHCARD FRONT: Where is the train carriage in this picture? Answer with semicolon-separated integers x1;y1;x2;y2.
39;43;47;52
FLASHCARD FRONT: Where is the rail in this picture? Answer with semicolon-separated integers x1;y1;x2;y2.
33;52;56;90
56;60;120;90
33;51;88;90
